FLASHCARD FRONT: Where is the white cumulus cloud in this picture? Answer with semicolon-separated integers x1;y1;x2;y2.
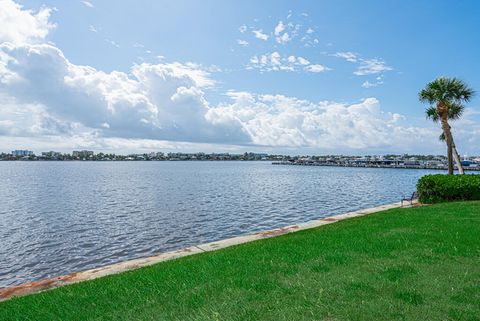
0;42;248;144
0;0;56;45
2;1;478;154
206;93;438;150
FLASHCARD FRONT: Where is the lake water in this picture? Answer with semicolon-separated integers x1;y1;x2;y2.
0;161;446;288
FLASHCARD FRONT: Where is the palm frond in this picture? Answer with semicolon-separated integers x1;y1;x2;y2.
425;106;439;122
439;132;445;142
449;77;475;102
419;77;475;105
419;90;434;104
447;102;465;120
419;82;441;104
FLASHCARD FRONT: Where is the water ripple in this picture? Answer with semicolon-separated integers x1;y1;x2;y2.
0;161;460;287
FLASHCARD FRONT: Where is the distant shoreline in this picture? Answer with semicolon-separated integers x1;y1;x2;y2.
0;159;271;162
272;161;480;171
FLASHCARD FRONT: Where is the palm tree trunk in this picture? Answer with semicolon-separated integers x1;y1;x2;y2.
452;140;465;174
437;101;454;174
440;117;454;174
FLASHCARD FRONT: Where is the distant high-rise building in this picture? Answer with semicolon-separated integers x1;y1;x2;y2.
11;150;33;157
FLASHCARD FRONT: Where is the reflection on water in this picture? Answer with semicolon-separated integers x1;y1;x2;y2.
0;161;444;287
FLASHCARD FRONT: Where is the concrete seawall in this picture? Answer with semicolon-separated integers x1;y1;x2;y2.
0;201;417;301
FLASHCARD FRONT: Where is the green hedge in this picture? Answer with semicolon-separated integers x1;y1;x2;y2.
417;174;480;203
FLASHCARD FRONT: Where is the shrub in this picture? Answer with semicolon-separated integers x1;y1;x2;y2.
417;174;480;203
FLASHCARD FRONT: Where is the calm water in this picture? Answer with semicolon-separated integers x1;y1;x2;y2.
0;161;445;287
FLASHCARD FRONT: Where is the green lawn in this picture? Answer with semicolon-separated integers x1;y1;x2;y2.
1;202;479;321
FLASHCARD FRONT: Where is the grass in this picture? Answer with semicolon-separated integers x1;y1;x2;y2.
1;201;479;321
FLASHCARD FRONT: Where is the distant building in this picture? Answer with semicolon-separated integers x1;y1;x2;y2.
11;150;33;157
404;160;421;166
72;150;94;158
41;151;62;158
425;160;443;167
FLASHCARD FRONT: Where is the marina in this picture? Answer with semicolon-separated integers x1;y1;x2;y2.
272;158;480;171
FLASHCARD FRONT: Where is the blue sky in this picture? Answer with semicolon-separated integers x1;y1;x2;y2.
1;0;479;154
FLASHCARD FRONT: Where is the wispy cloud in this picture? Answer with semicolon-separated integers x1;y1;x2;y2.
296;57;310;65
305;64;329;73
274;21;300;44
354;58;392;76
88;25;98;33
276;32;291;44
362;76;384;88
81;1;94;8
105;39;120;48
252;29;269;41
362;81;377;88
333;52;392;79
333;51;358;62
274;21;285;36
248;52;329;73
238;13;315;48
237;39;249;46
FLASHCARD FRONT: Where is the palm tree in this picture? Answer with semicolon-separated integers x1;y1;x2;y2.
419;77;474;174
